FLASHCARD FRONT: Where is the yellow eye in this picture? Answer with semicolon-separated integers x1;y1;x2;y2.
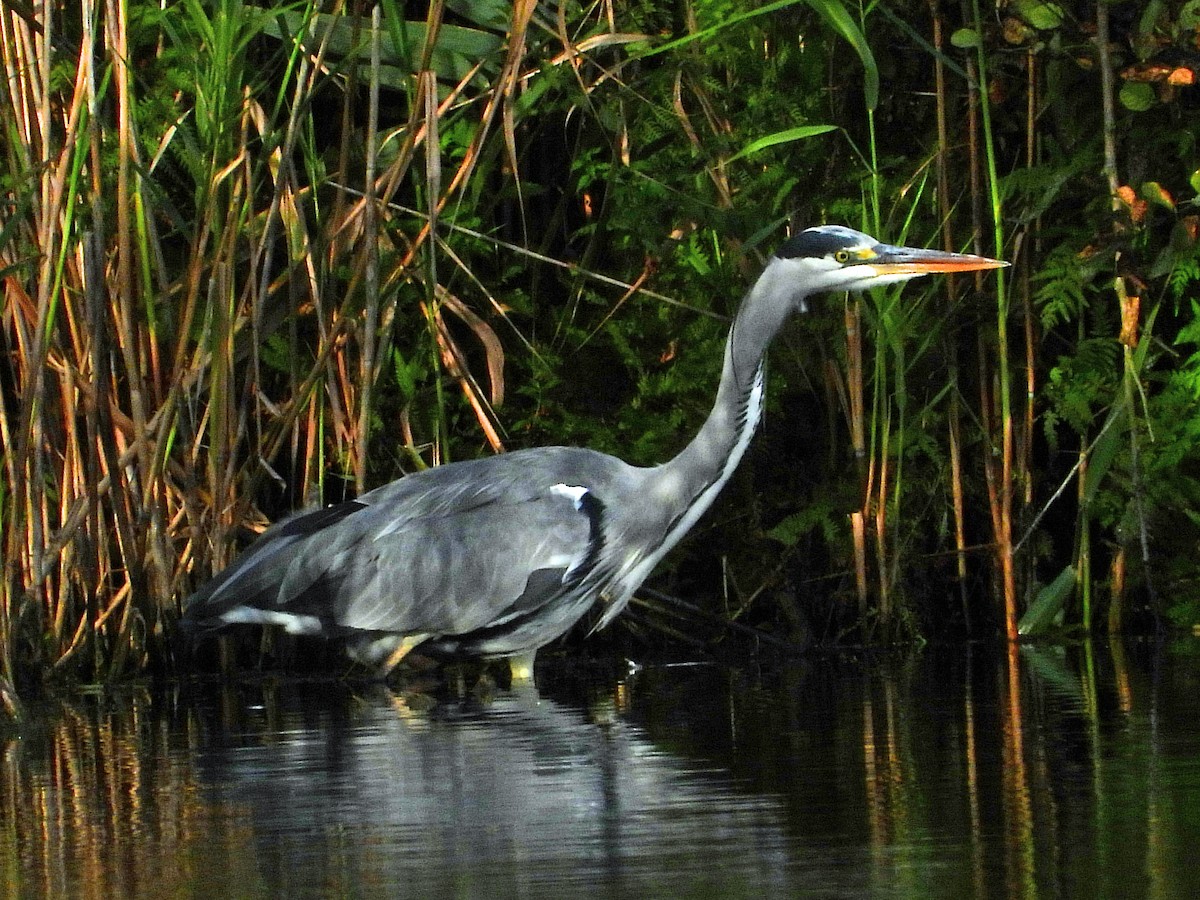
834;249;851;264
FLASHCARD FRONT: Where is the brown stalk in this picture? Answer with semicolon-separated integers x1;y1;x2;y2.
1107;547;1126;633
850;511;869;617
842;291;872;619
930;0;971;625
245;11;333;514
18;2;58;643
11;3;89;667
105;0;164;622
960;0;1012;631
428;300;506;454
50;371;78;650
331;0;364;262
310;2;548;467
1096;1;1155;617
979;358;1004;608
1000;346;1016;642
355;3;383;493
439;289;506;406
1021;48;1037;512
397;0;535;245
875;419;892;627
845;298;865;459
359;1;536;459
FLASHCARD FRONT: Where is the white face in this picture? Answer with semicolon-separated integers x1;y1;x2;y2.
768;252;924;306
765;225;1006;309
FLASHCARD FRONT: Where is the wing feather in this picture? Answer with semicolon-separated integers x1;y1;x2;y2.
184;462;605;646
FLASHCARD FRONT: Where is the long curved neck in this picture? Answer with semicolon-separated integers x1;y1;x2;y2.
653;262;798;539
597;262;799;622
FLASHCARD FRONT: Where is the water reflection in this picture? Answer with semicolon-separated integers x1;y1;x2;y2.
3;640;1200;898
188;682;802;896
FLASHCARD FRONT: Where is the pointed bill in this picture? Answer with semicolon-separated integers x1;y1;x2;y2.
866;243;1008;276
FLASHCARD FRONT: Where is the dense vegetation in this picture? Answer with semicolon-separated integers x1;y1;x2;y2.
3;0;1199;716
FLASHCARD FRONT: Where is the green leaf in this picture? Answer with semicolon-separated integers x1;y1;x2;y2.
638;0;878;110
392;347;418;401
766;513;809;548
263;10;504;87
1012;0;1065;31
1018;566;1077;636
260;334;291;375
951;28;980;48
803;0;879;111
637;0;807;58
1182;0;1200;31
727;125;838;164
443;0;510;32
1119;82;1155;112
1140;181;1175;210
765;500;839;547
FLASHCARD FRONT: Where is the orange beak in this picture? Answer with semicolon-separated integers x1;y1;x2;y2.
866;243;1008;275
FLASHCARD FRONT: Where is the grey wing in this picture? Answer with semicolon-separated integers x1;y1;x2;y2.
326;483;601;638
186;481;604;649
182;500;369;623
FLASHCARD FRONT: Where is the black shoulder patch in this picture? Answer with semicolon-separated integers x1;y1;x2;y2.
566;489;606;589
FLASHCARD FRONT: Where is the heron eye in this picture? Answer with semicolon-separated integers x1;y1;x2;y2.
834;250;852;264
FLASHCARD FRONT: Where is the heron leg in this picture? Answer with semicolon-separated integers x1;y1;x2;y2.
378;634;429;678
506;651;537;685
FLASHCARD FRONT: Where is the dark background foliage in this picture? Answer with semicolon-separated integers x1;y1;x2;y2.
3;0;1200;710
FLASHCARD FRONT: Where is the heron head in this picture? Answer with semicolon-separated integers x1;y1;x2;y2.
771;225;1007;306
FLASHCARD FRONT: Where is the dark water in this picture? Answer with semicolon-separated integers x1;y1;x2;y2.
4;640;1200;898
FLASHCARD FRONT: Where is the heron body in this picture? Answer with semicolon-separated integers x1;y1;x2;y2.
182;226;1005;673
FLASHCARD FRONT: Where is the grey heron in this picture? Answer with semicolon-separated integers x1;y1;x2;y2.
182;225;1005;677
